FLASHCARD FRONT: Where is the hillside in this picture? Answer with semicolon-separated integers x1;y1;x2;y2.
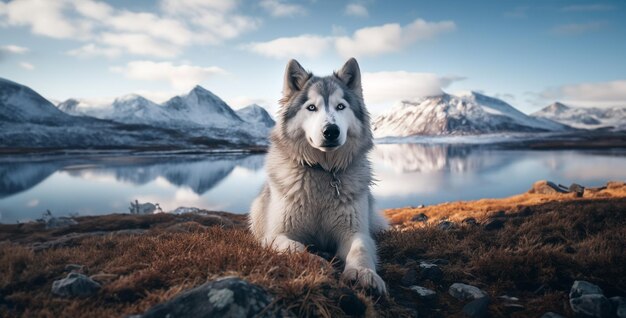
1;181;624;317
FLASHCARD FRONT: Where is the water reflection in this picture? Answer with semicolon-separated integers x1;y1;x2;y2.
1;145;626;223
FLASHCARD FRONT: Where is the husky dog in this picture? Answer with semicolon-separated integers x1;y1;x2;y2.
249;58;389;294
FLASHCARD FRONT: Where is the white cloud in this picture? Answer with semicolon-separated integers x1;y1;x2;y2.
0;0;258;58
551;22;606;35
66;43;121;58
19;61;34;70
345;3;368;17
0;0;92;39
246;18;456;59
246;35;333;59
362;71;465;113
111;60;227;91
260;0;306;17
1;44;29;54
539;80;626;107
100;32;181;58
336;19;456;58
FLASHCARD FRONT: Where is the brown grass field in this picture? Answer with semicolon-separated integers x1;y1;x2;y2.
0;181;625;317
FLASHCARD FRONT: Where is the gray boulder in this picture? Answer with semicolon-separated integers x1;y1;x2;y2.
51;273;101;298
409;285;437;301
438;220;455;230
137;276;278;318
419;262;443;282
449;283;488;301
570;294;612;318
570;280;604;299
411;213;428;222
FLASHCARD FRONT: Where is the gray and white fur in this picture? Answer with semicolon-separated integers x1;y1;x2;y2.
249;58;389;294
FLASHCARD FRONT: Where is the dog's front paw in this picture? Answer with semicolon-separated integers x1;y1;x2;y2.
271;237;305;253
342;266;387;295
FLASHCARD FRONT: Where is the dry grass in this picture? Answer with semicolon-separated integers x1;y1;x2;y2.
0;182;625;317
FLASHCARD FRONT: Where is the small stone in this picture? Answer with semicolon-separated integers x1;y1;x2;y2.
438;220;455;230
401;268;419;286
52;273;101;298
498;295;519;302
569;280;604;299
528;180;568;194
449;283;488;301
411;213;428;222
419;263;443;282
462;217;478;225
483;219;505;231
463;297;490;318
569;294;612;318
409;285;437;301
417;204;425;208
569;183;585;197
610;296;626;318
541;312;565;318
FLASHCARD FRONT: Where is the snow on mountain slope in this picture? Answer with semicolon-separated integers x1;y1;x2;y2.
236;104;275;128
531;102;626;130
163;85;243;127
372;92;570;137
0;77;70;123
108;94;175;125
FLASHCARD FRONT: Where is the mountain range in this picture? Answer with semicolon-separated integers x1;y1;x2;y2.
0;77;275;149
531;102;626;131
372;91;570;137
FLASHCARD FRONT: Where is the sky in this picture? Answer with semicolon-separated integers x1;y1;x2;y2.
0;0;625;116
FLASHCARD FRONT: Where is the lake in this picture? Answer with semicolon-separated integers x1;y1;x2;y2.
2;144;626;223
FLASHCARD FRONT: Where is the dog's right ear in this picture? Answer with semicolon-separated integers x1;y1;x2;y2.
283;59;311;98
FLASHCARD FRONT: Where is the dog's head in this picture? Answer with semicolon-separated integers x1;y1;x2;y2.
277;58;370;155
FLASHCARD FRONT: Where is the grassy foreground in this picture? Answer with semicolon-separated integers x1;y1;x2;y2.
1;182;625;317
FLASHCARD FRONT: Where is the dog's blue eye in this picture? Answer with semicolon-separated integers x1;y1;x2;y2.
336;103;346;110
306;104;317;111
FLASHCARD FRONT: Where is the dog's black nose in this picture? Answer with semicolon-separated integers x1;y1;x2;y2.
323;124;340;141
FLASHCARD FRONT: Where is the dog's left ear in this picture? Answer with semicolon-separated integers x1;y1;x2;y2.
335;58;362;97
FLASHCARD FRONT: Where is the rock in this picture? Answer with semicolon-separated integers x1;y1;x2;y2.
541;312;566;318
463;297;490;318
409;285;437;302
39;210;77;229
438;220;455;230
64;264;84;272
610;296;626;318
570;280;604;299
171;206;200;214
138;276;278;318
449;283;488;301
528;180;568;194
401;268;419;286
129;200;161;214
462;217;478;225
498;295;519;302
569;183;585;197
483;218;505;231
570;294;612;318
419;263;443;282
417;204;425;208
52;273;101;298
411;213;428;222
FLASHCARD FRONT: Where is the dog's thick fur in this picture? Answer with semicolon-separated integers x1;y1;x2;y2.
249;58;389;294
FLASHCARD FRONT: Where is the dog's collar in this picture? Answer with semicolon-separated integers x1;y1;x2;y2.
303;162;342;196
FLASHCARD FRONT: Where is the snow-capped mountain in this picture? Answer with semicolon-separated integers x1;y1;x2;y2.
163;85;243;127
108;94;175;125
0;77;70;123
236;104;275;128
531;102;626;130
372;91;569;137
